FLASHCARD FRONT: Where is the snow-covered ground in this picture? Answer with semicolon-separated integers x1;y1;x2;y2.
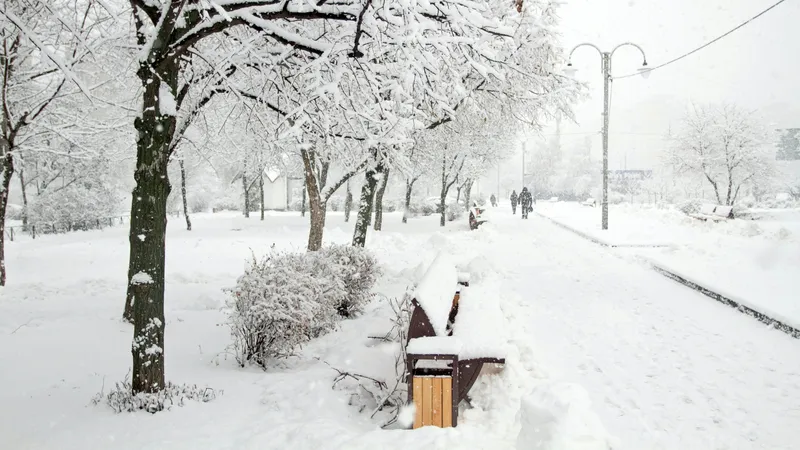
2;208;799;449
536;202;800;330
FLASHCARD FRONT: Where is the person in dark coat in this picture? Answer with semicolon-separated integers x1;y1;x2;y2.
490;194;497;207
510;190;518;214
519;187;533;219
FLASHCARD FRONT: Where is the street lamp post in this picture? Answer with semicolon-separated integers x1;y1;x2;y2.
565;42;649;230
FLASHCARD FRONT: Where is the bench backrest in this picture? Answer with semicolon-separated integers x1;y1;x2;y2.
699;204;716;215
714;205;733;218
412;253;459;337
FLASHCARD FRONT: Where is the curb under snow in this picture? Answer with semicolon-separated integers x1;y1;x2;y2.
535;211;800;341
534;211;669;248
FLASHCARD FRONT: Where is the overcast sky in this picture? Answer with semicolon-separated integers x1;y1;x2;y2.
493;0;800;185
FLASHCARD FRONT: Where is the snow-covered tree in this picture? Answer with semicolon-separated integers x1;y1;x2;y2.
0;0;124;286
123;0;572;395
668;103;775;206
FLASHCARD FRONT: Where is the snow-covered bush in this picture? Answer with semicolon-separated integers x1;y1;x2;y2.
92;378;218;414
227;245;382;369
318;245;382;318
676;198;703;216
227;252;339;369
211;185;242;212
27;183;120;232
446;202;463;222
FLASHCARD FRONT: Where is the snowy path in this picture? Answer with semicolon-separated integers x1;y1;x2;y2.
485;211;800;450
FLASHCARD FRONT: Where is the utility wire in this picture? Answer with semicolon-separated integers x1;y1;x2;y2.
614;0;789;80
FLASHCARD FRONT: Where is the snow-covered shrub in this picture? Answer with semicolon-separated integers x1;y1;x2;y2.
420;203;436;216
318;245;382;318
227;252;339;369
676;198;703;216
92;378;218;414
446;202;463;222
476;193;487;207
27;183;120;232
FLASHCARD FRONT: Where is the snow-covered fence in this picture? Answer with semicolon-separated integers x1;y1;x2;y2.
4;215;132;241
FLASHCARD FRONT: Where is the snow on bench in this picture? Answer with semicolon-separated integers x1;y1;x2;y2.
413;253;459;337
407;336;464;356
450;287;506;361
690;204;734;222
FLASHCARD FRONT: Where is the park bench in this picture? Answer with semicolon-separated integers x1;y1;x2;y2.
581;198;596;207
689;204;734;222
405;253;506;429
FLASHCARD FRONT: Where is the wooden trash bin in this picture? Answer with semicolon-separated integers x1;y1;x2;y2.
408;354;458;428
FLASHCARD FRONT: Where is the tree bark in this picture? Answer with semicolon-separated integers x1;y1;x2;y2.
179;158;191;231
353;156;383;247
439;187;448;227
123;58;178;394
373;167;390;231
301;181;307;217
18;165;28;228
344;182;353;223
242;159;249;218
259;169;265;221
302;148;326;251
402;177;417;224
463;179;473;210
0;151;13;286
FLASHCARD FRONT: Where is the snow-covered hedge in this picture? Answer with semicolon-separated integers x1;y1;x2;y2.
227;246;381;369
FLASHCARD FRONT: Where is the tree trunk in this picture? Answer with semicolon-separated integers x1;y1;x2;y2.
123;60;178;395
440;187;448;227
179;158;191;231
463;179;473;210
353;158;382;247
373;167;390;231
0;150;13;286
402;178;416;224
18;165;28;228
301;148;326;251
456;185;462;203
725;169;734;206
242;160;249;218
301;181;307;217
344;182;352;222
259;169;265;221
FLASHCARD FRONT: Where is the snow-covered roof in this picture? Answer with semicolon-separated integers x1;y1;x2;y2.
414;252;458;336
265;167;281;183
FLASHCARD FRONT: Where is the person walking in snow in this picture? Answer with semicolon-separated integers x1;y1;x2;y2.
490;194;497;207
519;187;533;219
510;190;518;214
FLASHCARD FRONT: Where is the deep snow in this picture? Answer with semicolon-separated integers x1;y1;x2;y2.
1;208;799;449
